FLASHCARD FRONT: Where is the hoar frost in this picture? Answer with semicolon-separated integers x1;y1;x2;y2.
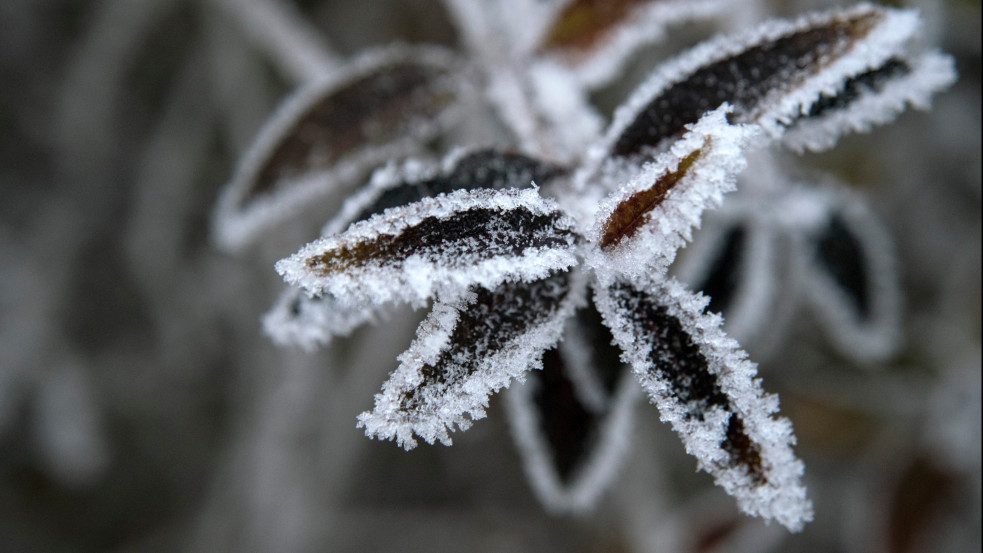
216;0;955;533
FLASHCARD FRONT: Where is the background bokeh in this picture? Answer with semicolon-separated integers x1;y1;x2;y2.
0;1;979;552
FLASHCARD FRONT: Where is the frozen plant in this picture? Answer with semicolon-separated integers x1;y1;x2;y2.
213;0;955;532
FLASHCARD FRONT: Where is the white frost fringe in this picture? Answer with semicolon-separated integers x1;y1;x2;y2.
595;276;813;531
358;271;585;449
212;45;466;252
277;187;579;308
588;107;757;282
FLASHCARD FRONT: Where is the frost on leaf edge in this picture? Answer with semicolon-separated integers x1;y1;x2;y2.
212;44;469;252
594;276;813;531
275;187;580;308
586;3;923;168
781;50;956;152
586;107;756;283
357;269;587;450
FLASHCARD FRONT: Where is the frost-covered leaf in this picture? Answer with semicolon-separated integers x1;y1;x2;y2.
323;148;567;236
535;0;725;88
213;45;470;251
601;4;924;158
594;276;812;531
506;310;638;513
262;288;386;351
795;189;899;362
267;146;566;351
276;187;580;307
511;350;606;490
676;213;778;345
357;270;584;449
587;108;754;280
782;50;956;152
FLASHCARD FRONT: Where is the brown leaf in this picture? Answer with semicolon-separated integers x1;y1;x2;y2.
600;146;702;249
594;277;813;522
539;0;648;55
400;272;574;415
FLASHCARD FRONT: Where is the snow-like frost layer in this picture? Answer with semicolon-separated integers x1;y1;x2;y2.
782;50;956;152
587;3;925;166
358;270;586;449
276;187;580;308
594;276;813;531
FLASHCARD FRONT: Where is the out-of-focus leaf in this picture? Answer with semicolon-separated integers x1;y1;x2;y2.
560;298;629;410
676;211;779;346
794;188;900;362
536;0;725;87
816;213;870;317
506;312;638;513
521;349;603;481
213;45;471;251
695;224;747;315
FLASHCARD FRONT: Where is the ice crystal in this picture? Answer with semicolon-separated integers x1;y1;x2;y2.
215;0;956;533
